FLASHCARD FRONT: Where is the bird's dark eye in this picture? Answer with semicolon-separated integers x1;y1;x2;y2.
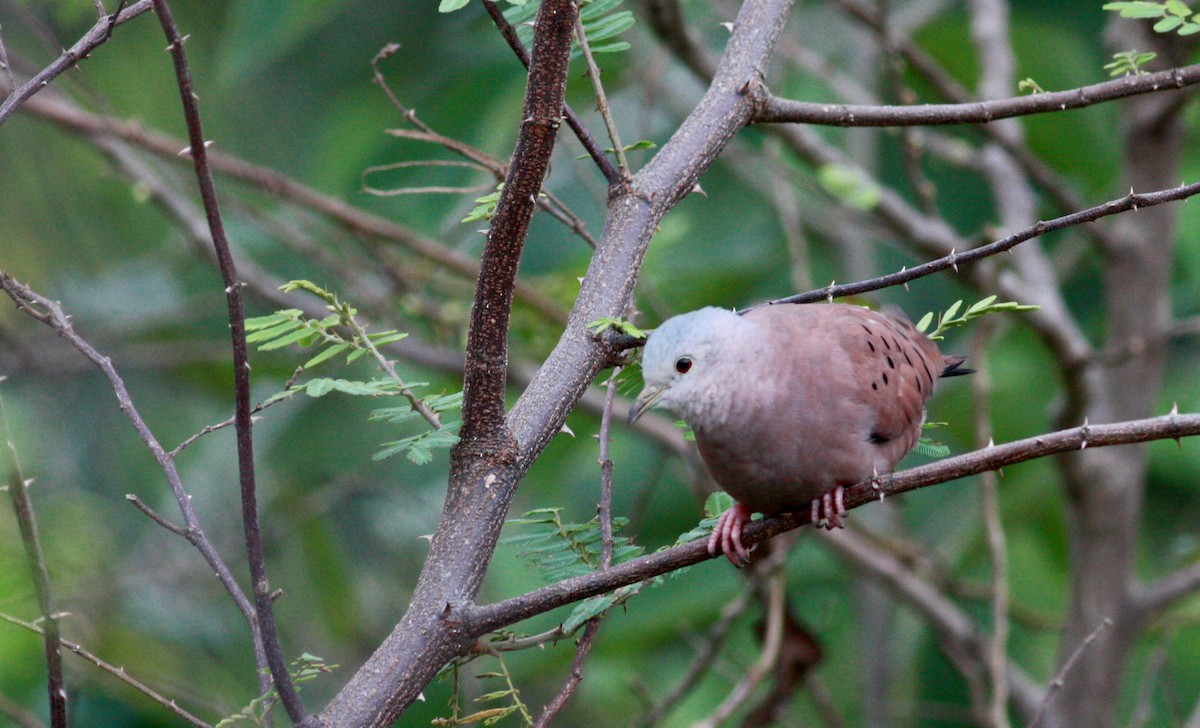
675;357;693;374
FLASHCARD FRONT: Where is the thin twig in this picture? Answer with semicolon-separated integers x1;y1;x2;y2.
972;321;1010;728
375;55;601;248
1;393;67;727
0;272;271;694
461;409;1200;636
0;0;152;126
574;14;629;178
125;494;188;536
0;613;212;728
475;624;577;653
755;63;1200;127
170;367;302;458
0;692;47;728
148;3;308;723
759;178;1200;316
21;92;570;324
530;365;622;726
598;367;620;568
830;0;1095;230
1027;617;1113;728
532;619;603;727
637;588;754;727
481;0;622;185
692;555;788;728
0;22;17;93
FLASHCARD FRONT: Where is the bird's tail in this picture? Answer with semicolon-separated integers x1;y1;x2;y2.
940;355;974;377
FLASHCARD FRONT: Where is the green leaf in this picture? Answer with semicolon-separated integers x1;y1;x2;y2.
245;310;302;330
1103;1;1169;18
1180;20;1200;32
704;491;735;519
257;325;318;351
913;438;951;458
966;295;998;315
816;163;881;210
1166;0;1192;16
941;300;963;323
246;319;304;344
1155;15;1185;30
367;331;409;346
915;312;934;333
438;0;470;12
562;594;619;633
303;342;351;369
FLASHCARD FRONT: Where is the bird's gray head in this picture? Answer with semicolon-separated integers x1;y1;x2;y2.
627;307;748;425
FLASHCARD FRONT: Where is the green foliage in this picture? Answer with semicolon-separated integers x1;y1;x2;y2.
216;654;337;727
673;492;733;544
1018;77;1045;94
913;438;952;458
246;281;462;464
502;0;635;58
501;508;650;632
1104;50;1159;77
462;184;504;224
501;508;644;581
576;139;657;160
1104;1;1200;34
432;657;533;727
585;316;646;339
816;163;881;210
915;295;1040;341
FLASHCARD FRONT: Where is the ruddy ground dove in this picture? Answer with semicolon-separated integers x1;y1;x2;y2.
628;303;968;566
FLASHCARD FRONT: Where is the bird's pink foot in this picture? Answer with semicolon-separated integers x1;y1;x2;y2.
708;502;754;567
811;486;848;530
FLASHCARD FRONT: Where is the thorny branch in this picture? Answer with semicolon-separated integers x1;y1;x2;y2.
0;272;270;691
1;395;66;727
0;613;212;728
150;1;308;722
761;178;1200;318
0;0;152;127
755;63;1200;126
461;410;1200;636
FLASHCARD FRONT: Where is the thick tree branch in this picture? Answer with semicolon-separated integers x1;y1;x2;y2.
0;0;151;126
461;411;1200;635
454;0;574;438
318;2;580;725
148;2;309;724
755;63;1200;126
320;1;794;723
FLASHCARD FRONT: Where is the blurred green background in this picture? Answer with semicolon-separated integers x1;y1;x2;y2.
2;0;1200;726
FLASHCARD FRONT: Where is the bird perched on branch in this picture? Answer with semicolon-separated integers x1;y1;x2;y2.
628;303;969;566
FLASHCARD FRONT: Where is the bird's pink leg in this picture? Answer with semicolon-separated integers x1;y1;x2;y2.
812;486;848;530
708;501;753;567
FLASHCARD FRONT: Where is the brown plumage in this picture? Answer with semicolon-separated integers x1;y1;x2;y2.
628;303;966;566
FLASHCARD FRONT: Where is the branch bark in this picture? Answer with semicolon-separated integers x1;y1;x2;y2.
319;0;794;723
461;410;1200;637
755;63;1200;126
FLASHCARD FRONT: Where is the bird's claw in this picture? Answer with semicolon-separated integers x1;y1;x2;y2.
708;502;754;567
811;486;847;530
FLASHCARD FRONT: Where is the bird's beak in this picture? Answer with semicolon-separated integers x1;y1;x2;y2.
627;384;668;425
